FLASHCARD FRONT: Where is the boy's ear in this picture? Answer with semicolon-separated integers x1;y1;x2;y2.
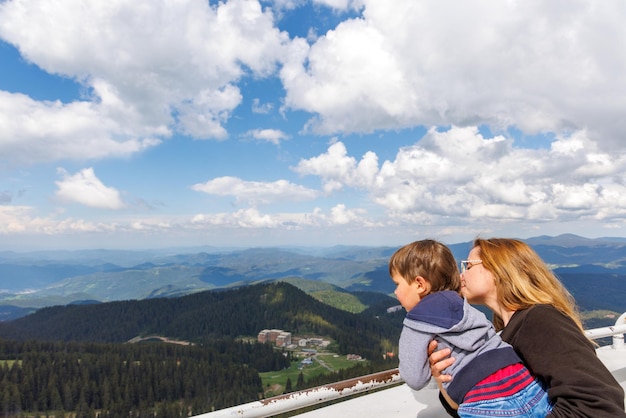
414;276;431;295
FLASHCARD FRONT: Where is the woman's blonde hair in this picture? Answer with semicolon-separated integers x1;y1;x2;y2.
389;239;461;293
474;238;585;334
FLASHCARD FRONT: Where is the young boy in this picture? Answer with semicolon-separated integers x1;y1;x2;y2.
389;240;551;417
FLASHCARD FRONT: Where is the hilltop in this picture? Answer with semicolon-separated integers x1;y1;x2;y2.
0;281;403;359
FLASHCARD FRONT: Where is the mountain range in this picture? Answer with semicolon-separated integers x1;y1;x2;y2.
2;234;626;321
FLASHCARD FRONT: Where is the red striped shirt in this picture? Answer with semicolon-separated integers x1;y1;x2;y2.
463;363;535;403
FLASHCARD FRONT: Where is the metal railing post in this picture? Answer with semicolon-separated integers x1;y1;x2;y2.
584;314;626;350
612;312;626;349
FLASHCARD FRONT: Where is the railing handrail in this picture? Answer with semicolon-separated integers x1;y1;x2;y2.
197;369;402;417
198;313;626;417
584;312;626;349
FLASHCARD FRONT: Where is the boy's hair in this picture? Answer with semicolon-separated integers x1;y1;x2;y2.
389;239;461;293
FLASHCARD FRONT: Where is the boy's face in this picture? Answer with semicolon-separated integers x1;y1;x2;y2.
391;271;423;311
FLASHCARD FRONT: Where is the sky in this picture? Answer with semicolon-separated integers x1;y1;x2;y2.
2;0;626;251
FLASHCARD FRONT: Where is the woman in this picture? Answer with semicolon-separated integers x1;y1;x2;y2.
429;238;625;417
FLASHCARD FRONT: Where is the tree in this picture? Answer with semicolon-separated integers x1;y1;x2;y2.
296;371;305;390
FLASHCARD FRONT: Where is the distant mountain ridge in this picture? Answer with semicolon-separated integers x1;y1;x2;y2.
0;246;398;308
1;234;626;317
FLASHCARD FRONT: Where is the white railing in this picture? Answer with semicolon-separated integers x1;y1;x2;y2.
584;312;626;350
198;313;626;418
198;368;402;418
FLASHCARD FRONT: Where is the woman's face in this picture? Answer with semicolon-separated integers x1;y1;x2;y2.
460;246;497;305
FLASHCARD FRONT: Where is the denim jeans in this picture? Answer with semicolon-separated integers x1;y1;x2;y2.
457;378;552;417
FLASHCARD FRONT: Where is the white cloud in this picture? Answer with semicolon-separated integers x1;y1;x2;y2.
312;0;362;11
329;203;366;225
294;127;626;226
281;1;626;150
0;91;162;165
0;206;34;233
282;18;414;134
175;85;243;140
55;168;125;209
293;141;379;192
252;98;273;114
0;205;117;234
244;128;289;144
190;205;370;229
3;0;626;249
193;208;295;228
373;127;626;221
0;0;289;164
191;176;319;205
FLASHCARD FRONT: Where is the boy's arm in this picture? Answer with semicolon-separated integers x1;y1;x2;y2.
398;325;433;390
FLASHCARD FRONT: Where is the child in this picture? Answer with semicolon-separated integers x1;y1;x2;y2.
389;240;551;417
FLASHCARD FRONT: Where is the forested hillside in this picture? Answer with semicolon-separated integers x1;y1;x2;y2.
0;282;403;417
0;282;402;359
0;339;284;416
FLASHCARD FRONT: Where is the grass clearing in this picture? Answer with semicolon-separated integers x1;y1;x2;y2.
260;352;368;397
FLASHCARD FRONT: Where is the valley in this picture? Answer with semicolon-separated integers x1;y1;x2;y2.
0;234;625;416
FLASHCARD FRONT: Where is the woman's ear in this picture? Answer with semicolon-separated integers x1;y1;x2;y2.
413;276;431;295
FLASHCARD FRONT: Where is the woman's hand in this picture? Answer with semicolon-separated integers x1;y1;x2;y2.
428;340;455;384
428;340;459;411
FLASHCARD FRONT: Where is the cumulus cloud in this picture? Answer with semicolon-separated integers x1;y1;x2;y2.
329;203;366;225
0;198;372;238
281;0;626;150
295;127;626;224
55;168;125;209
3;0;626;247
293;140;379;192
0;205;115;234
189;204;368;228
0;91;163;166
244;128;289;144
0;206;34;233
0;0;289;164
191;176;319;205
251;98;274;114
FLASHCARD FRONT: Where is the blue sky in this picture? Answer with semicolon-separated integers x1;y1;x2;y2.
2;0;626;251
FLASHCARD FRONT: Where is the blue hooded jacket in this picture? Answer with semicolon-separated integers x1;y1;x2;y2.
399;290;520;404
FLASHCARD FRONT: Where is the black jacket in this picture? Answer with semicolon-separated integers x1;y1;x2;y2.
502;305;625;417
439;304;625;417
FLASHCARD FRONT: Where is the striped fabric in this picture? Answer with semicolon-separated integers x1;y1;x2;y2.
463;363;535;403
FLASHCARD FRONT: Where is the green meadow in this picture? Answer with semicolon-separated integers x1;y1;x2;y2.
260;352;367;397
